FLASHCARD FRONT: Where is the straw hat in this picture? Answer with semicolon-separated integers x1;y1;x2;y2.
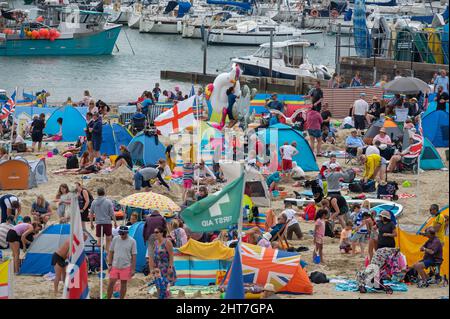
263;283;276;292
380;211;391;220
379;127;387;133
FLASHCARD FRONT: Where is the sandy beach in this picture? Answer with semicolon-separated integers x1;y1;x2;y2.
2;136;449;300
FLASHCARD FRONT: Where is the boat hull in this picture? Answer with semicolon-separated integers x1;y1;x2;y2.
0;25;121;56
208;31;321;46
139;20;181;34
235;61;297;79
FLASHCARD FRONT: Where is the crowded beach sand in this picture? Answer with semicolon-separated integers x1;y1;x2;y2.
4;130;448;299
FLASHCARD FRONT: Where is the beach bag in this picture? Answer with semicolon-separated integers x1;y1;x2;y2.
66;155;79;169
86;252;101;273
349;182;363;193
309;271;329;284
304;203;316;221
377;181;399;200
342;168;356;183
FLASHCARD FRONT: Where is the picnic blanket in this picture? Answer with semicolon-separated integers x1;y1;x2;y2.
335;279;408;292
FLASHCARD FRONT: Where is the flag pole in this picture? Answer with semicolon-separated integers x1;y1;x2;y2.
237;162;245;239
100;226;103;299
63;190;76;299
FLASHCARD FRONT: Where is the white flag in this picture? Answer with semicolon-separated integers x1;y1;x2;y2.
154;95;197;136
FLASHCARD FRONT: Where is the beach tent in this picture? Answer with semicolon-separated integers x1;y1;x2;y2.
423;101;449;116
20;224;98;275
175;240;233;286
421;110;449;147
28;158;48;185
363;118;403;145
402;133;445;170
0;160;31;190
44;106;86;142
220;162;271;207
257;123;318;171
80;123;133;156
128;131;166;166
128;222;148;272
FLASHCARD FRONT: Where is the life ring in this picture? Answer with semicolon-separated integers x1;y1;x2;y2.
331;9;339;19
310;9;319;17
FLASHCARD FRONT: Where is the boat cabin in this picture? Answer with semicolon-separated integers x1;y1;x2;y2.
253;40;311;67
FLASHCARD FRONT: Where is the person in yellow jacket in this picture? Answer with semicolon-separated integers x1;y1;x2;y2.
359;153;387;183
426;204;448;245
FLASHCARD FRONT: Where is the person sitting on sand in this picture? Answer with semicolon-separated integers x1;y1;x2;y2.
194;160;216;185
43;117;63;142
114;145;133;170
266;171;281;193
31;195;52;226
148;268;170;299
134;166;170;191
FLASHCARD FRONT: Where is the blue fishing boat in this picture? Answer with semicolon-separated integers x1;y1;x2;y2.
0;3;121;56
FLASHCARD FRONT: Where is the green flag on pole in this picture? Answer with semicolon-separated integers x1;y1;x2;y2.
181;174;245;232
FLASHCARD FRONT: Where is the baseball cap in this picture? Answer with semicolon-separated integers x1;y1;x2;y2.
118;226;129;234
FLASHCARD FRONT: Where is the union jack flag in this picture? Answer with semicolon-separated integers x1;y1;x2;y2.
240;243;301;291
404;119;424;160
0;90;16;121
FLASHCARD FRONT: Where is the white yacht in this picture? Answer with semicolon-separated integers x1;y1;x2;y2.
139;1;193;34
232;40;333;80
105;0;134;24
208;18;322;45
182;12;250;39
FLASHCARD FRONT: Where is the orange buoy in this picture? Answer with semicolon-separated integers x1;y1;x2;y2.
310;9;319;17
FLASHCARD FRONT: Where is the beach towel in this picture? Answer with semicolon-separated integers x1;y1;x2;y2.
397;193;417;199
335;280;408;292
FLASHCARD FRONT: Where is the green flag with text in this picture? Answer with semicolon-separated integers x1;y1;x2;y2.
181;174;245;232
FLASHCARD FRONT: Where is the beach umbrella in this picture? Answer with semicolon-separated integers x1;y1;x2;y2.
383;77;429;94
119;192;180;213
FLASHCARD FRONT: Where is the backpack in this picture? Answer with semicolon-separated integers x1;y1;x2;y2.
86;252;101;273
309;271;329;284
342;168;356;183
66;155;79;169
304;203;316;221
362;180;376;193
377;181;399;200
349;182;363;193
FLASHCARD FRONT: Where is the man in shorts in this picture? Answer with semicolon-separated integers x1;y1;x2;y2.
352;93;369;132
351;211;370;256
90;187;117;254
413;227;443;288
107;226;137;299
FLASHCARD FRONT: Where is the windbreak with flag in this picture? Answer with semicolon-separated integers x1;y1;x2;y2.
1;89;16;121
182;174;245;232
154;95;196;136
0;259;13;299
63;193;89;299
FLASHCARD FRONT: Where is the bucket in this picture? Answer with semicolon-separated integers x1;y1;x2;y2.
47;152;53;158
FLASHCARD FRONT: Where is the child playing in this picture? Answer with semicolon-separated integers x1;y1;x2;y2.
351;211;370;257
149;268;170;299
182;161;194;203
313;209;327;263
339;221;353;254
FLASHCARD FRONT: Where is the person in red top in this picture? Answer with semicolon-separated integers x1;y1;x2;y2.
306;108;323;156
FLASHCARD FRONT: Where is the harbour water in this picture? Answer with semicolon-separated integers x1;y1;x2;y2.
1;31;342;102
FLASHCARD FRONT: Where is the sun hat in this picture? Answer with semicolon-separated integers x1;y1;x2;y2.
262;232;272;241
379;127;387;133
263;283;276;292
380;211;391;220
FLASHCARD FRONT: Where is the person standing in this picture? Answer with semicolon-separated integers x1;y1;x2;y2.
265;93;285;112
279;141;298;175
307;81;324;112
313;209;327;263
306;108;323;156
90;112;103;159
350;71;363;87
143;210;166;259
84;112;94;160
52;238;70;296
352;93;369;132
320;103;332;130
30;113;46;152
435;85;449;111
152;83;161;102
149;227;177;286
0;215;15;249
107;226;137;299
90;187;117;254
75;182;92;230
282;202;303;240
376;211;397;249
434;69;449;94
423;204;448;244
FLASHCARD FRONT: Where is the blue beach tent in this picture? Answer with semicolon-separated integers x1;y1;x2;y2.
19;224;101;275
80;123;133;156
128;222;148;272
257;123;319;171
403;133;445;170
128;131;166;166
421;110;449;147
44;106;86;141
423;101;449;116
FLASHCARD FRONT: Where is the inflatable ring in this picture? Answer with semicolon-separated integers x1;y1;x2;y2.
310;9;319;17
331;9;339;18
